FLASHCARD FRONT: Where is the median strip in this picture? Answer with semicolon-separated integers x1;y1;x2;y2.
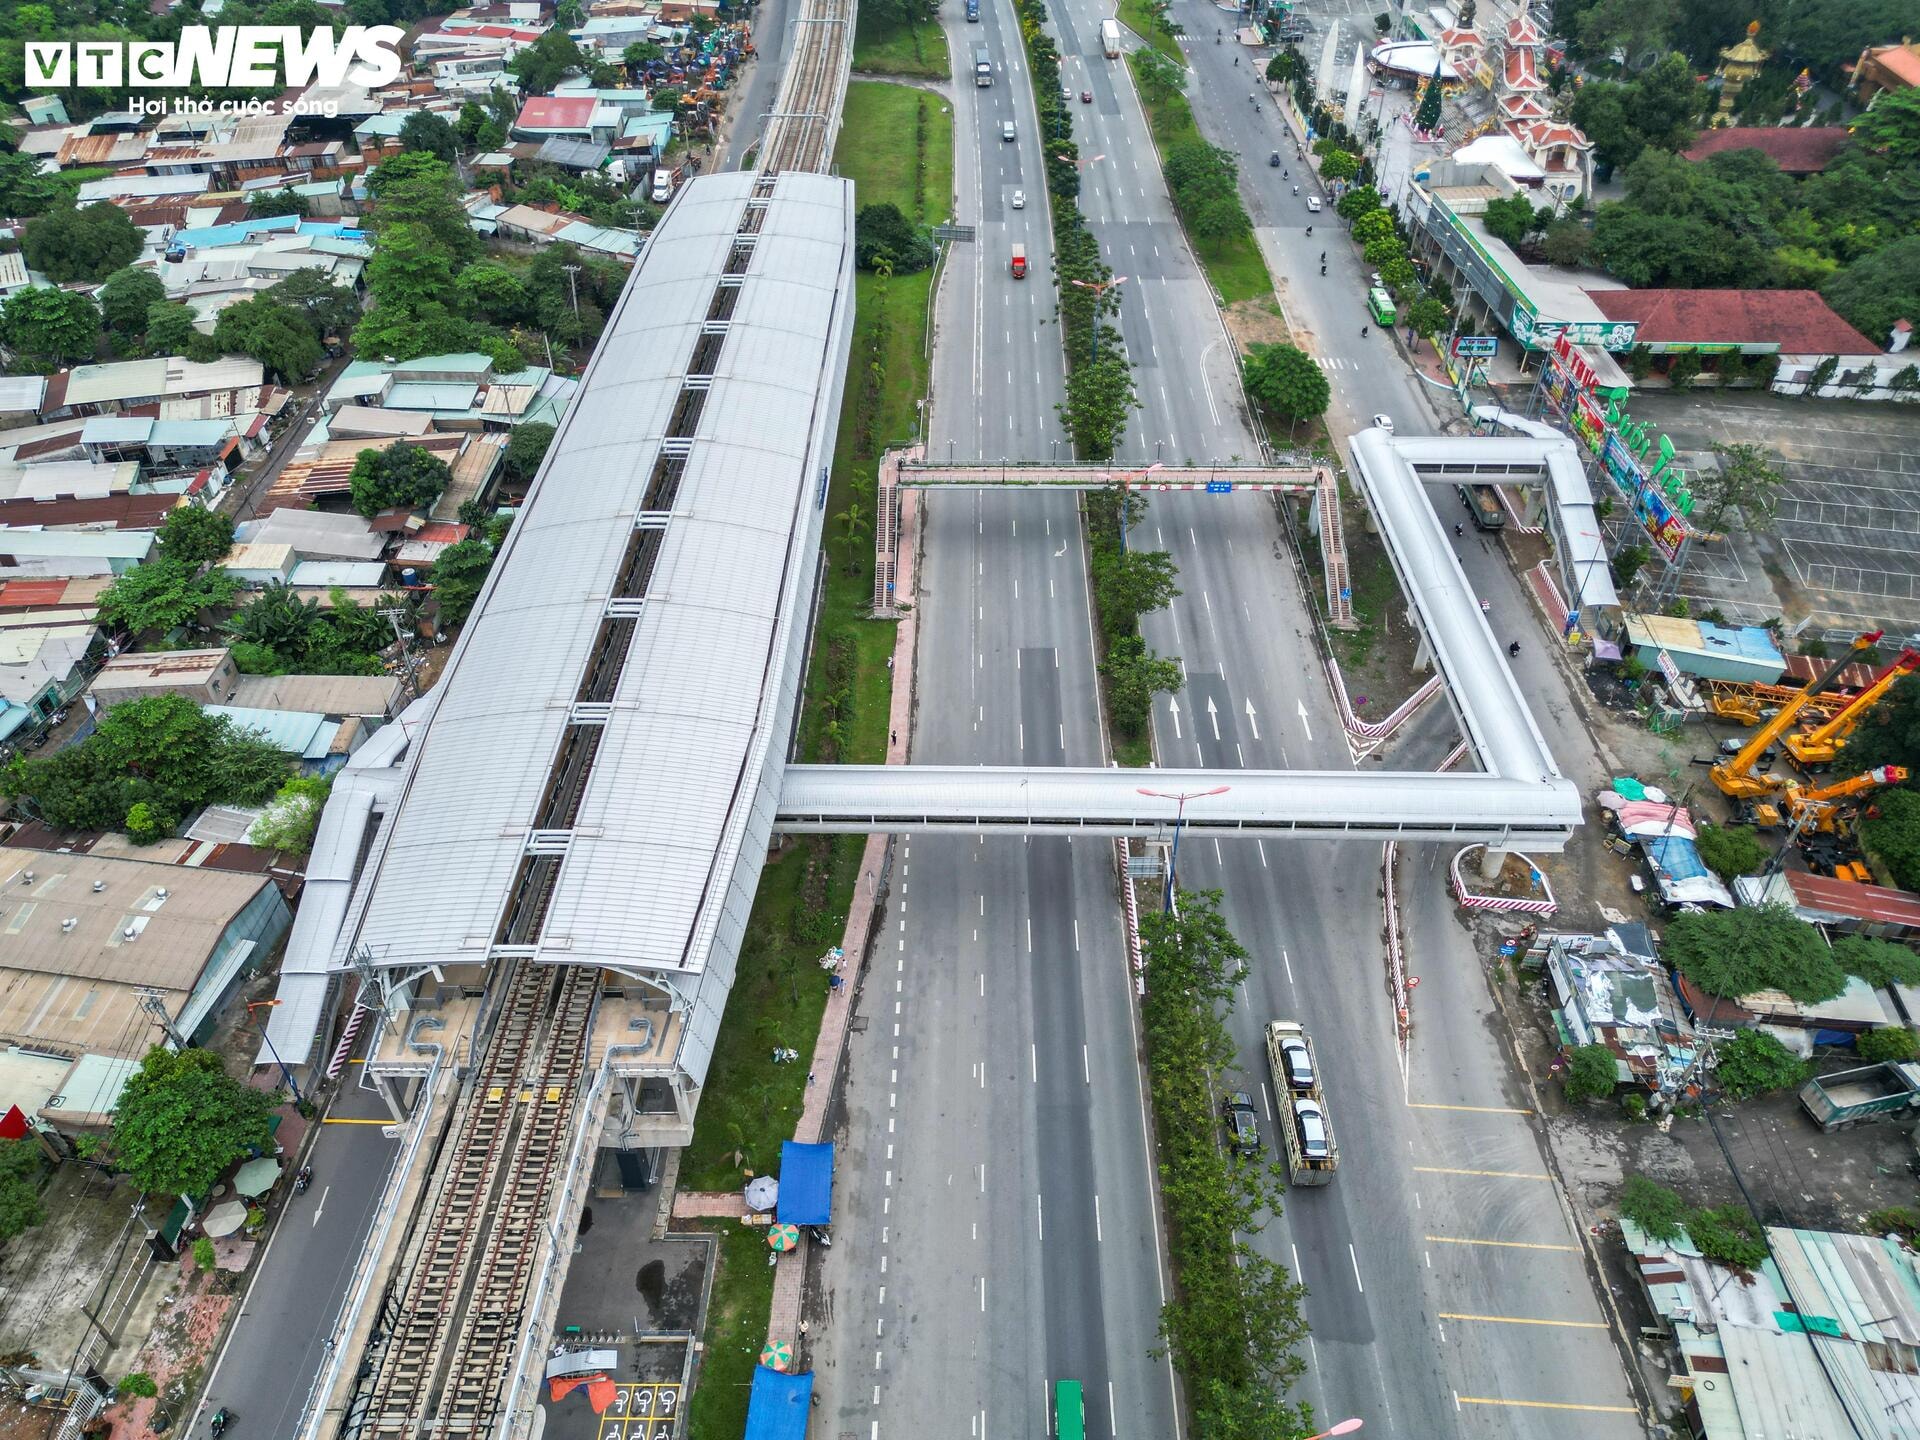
1439;1312;1607;1329
1425;1236;1579;1253
1457;1397;1639;1413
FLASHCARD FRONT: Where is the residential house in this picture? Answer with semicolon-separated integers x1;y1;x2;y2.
90;648;241;707
204;705;364;773
0;530;155;580
1539;926;1698;1095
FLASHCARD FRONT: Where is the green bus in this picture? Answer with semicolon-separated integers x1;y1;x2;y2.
1055;1380;1085;1440
1367;286;1397;327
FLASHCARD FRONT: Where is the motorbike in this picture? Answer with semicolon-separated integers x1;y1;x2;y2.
210;1408;233;1437
293;1167;313;1195
807;1225;832;1248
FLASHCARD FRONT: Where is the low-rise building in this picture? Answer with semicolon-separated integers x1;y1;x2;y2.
0;529;154;579
90;648;241;707
1682;126;1849;175
204;704;364;773
1540;925;1698;1094
1585;287;1900;391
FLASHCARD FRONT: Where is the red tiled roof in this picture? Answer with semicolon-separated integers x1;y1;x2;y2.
1499;93;1549;119
1586;288;1880;356
1506;11;1544;45
1505;47;1542;90
1784;869;1920;930
1861;41;1920;89
1683;126;1848;174
516;96;598;131
414;522;472;545
0;492;178;531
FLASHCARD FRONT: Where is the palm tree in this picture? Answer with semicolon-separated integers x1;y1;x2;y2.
225;582;320;652
835;500;870;573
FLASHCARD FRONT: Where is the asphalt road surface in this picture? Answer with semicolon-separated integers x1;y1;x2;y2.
823;492;1177;1440
190;1070;401;1439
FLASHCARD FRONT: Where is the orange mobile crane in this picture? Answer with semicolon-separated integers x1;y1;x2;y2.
1741;764;1911;831
1783;647;1920;767
1711;631;1883;800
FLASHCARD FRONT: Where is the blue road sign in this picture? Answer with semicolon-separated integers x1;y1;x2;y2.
1206;480;1232;494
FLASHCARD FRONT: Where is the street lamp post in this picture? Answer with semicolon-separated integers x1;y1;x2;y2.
1104;461;1163;551
246;1000;305;1108
1069;275;1127;364
1138;786;1231;911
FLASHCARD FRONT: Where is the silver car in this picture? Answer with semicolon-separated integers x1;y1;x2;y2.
1293;1098;1330;1159
1276;1036;1315;1091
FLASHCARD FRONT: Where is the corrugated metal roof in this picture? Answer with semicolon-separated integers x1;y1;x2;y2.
350;173;855;982
204;704;337;758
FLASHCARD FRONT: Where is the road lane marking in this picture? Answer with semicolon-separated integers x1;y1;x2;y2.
1456;1398;1637;1413
1426;1235;1579;1252
1439;1313;1606;1329
1348;1244;1364;1292
1414;1166;1551;1180
322;1117;392;1125
1407;1101;1533;1115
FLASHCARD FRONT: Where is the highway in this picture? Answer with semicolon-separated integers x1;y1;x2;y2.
824;492;1177;1440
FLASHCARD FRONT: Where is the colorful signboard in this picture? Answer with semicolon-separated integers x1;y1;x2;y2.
1452;335;1499;358
1510;309;1639;353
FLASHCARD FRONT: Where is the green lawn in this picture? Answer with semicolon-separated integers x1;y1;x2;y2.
853;12;952;78
1128;57;1275;305
685;1224;777;1440
838;80;956;225
1118;0;1184;61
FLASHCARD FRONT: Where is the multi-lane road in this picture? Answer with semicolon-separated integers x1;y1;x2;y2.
827;0;1649;1433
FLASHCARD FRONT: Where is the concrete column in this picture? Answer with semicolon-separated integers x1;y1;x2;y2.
1413;632;1434;674
375;1071;409;1123
1478;844;1508;881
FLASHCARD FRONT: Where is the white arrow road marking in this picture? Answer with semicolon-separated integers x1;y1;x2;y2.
1245;697;1260;740
1168;696;1183;739
1296;699;1313;742
1206;696;1220;740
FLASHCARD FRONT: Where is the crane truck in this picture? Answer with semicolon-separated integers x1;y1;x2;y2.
1784;648;1920;767
1739;764;1909;832
1710;632;1882;800
1266;1021;1337;1185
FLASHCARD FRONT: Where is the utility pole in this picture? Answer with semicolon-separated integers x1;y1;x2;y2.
563;263;582;319
136;988;187;1049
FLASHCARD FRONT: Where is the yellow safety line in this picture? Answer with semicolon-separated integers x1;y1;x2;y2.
322;1117;394;1125
1407;1101;1532;1115
1440;1312;1607;1329
1413;1166;1551;1180
1457;1397;1637;1413
1425;1235;1579;1252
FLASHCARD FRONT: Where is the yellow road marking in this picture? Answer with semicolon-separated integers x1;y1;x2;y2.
323;1117;394;1125
1457;1398;1637;1414
1413;1166;1551;1180
1426;1235;1579;1252
1407;1101;1533;1115
1441;1312;1607;1329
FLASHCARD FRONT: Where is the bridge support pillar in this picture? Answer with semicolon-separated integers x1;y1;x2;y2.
374;1071;413;1123
1478;844;1508;881
1413;630;1434;674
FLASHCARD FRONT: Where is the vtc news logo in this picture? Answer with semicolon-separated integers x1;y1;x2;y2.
25;26;405;90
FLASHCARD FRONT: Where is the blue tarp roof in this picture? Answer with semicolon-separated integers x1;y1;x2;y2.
743;1366;811;1440
1644;834;1710;884
776;1141;832;1225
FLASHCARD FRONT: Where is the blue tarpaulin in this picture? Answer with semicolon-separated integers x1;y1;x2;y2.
743;1365;812;1440
776;1141;833;1225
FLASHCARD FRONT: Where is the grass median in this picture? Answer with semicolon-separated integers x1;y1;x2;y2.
685;1224;776;1440
1127;52;1274;305
853;11;951;77
1118;0;1183;62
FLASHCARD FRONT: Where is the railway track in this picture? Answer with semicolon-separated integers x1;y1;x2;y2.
757;0;852;174
352;963;598;1438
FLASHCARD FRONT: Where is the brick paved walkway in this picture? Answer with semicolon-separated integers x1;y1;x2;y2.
672;1191;748;1220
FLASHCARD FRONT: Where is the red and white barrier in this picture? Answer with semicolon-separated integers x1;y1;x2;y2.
1448;845;1558;915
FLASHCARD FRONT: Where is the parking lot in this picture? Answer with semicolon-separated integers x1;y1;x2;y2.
1618;392;1920;639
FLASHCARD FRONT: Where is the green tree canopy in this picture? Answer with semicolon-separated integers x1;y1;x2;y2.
2;695;287;838
211;296;324;382
0;287;100;366
1664;903;1847;1004
1833;934;1920;989
251;774;334;853
1695;822;1769;881
1242;343;1330;425
1102;633;1183;733
1482;193;1542;246
349;443;453;518
144;302;208;360
1569;52;1701;171
1059;354;1136;462
1093;546;1181;640
249;188;310;218
155;505;235;570
96;560;239;638
457;264;533;326
1621;1175;1686;1240
1714;1028;1808;1098
431;534;497;627
108;1047;278;1198
265;269;362;341
1860;1027;1920;1063
400;109;460;163
853;203;935;273
21;202;141;283
509;28;592;94
1564;1043;1619;1102
0;1138;47;1242
1862;782;1920;891
97;267;167;342
1821;235;1920;349
505;421;555;480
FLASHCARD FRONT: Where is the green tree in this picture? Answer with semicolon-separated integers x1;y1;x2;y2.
1563;1043;1619;1102
624;40;666;68
1405;294;1450;347
1093;547;1181;640
249;188;310;218
1241;342;1330;428
509;28;592;93
226;582;322;653
1059;354;1136;461
144;302;206;359
1686;1205;1769;1269
0;1137;47;1242
853;203;934;273
1833;934;1920;989
1859;1027;1920;1063
363;222;461;317
1861;787;1920;892
1102;633;1182;732
1319;148;1359;183
96;561;240;638
1694;822;1769;881
1133;48;1186;106
653;84;684;113
457;264;532;325
211;296;324;382
1352;208;1396;245
400;109;460;163
1620;1175;1686;1240
265;269;362;341
107;1047;278;1198
1697;441;1786;536
155;505;235;570
1849;87;1920;165
1411;62;1444;132
1822;235;1920;349
366;155;481;264
1541;219;1593;266
1572;0;1677;65
1664;903;1847;1004
1713;1028;1809;1099
117;1374;158;1400
1336;185;1383;222
251;774;334;853
21;203;141;283
1481;194;1542;247
505;421;555;480
0;286;100;366
97;267;167;343
0;152;63;217
349;443;452;518
430;534;496;626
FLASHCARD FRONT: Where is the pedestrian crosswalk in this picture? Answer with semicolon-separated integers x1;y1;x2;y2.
1312;354;1362;372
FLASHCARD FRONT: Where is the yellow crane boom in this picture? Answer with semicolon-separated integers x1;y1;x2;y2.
1784;648;1920;766
1711;632;1883;799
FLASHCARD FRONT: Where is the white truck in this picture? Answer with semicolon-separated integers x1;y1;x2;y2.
1266;1021;1338;1186
1100;18;1122;57
974;43;992;86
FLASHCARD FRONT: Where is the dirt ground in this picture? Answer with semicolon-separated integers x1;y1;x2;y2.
0;1169;148;1369
1221;295;1293;351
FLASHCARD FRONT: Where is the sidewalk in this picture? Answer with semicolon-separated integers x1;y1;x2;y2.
763;485;922;1346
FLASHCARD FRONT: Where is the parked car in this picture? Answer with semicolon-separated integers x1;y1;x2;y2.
1222;1092;1260;1156
1372;413;1395;433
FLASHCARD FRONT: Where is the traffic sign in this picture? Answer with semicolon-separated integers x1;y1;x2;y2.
1206;480;1232;494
